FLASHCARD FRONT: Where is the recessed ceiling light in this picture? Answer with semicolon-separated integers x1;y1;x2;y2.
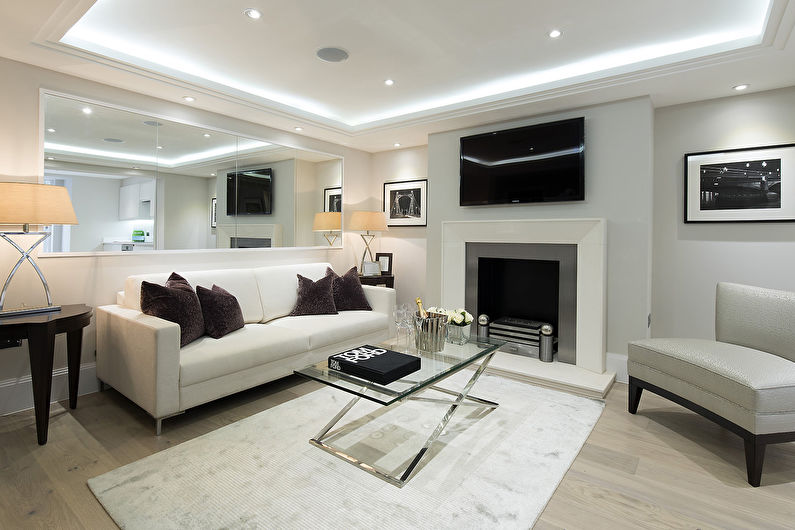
133;166;140;170
82;107;92;114
393;143;401;148
182;96;196;102
384;79;395;86
47;128;55;133
211;173;216;176
46;156;55;160
294;126;303;131
157;145;163;150
243;8;261;20
203;133;211;138
549;29;562;38
733;84;749;91
316;47;349;63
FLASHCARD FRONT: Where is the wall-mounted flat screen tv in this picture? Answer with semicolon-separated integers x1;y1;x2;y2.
227;168;272;215
459;117;584;206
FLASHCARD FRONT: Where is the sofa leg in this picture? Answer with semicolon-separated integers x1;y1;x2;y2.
155;418;162;436
628;377;643;414
744;436;765;487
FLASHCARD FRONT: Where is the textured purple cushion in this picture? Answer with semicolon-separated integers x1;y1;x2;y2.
289;274;337;316
326;266;372;311
140;273;204;347
196;284;244;339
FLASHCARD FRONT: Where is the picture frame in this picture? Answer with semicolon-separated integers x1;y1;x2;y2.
684;143;795;223
324;187;342;213
375;252;393;275
210;197;217;228
383;178;427;226
362;260;381;276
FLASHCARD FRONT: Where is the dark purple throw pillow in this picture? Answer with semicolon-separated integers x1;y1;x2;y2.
140;273;205;347
288;273;337;316
196;284;244;339
326;266;372;311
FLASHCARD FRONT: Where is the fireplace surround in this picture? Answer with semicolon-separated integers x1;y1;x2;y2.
441;218;606;375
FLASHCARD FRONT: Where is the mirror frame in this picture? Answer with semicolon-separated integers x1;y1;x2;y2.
37;89;344;256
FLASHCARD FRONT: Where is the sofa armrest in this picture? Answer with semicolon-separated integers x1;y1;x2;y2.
362;285;396;338
96;304;181;419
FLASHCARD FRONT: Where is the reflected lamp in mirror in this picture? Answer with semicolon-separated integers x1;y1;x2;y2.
0;182;78;316
312;212;341;246
348;211;388;273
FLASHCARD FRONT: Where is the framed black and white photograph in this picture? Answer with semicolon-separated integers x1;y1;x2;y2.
383;178;427;227
324;187;342;213
375;252;393;275
685;143;795;222
211;197;217;228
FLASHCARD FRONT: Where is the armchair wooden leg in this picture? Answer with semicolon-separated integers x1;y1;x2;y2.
744;436;765;487
628;376;643;414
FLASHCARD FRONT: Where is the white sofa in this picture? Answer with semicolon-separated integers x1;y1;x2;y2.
96;262;395;433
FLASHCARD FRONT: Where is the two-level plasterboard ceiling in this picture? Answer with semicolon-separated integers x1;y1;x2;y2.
3;0;795;151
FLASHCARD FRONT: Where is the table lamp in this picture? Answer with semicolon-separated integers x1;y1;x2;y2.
312;212;341;246
348;211;388;273
0;182;78;316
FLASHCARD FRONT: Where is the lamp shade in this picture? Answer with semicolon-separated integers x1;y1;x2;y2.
0;183;77;225
348;211;388;232
312;211;341;232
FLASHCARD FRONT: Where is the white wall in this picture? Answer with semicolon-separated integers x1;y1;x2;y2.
69;175;122;251
0;56;368;405
652;86;795;339
373;146;429;307
426;98;655;357
162;173;212;250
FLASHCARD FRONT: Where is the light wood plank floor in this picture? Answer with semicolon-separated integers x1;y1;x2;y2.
1;377;794;529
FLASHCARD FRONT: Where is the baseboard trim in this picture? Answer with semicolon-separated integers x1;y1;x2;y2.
0;362;99;416
607;352;628;384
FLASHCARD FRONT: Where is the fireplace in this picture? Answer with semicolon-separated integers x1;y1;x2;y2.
441;218;606;374
465;243;577;364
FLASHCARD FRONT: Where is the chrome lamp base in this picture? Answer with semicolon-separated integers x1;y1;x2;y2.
0;230;59;318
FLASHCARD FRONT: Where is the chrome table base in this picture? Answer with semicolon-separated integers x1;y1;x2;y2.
309;351;498;488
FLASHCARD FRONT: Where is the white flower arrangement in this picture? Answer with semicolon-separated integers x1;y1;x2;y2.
426;307;473;327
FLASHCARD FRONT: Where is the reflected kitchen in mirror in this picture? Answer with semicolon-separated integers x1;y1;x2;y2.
41;93;342;253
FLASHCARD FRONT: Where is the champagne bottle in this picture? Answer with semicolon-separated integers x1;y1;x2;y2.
415;297;428;319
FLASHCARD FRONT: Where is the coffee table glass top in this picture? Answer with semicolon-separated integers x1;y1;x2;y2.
294;337;504;406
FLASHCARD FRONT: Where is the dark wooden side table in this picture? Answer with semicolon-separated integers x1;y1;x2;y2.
359;274;395;288
0;304;92;444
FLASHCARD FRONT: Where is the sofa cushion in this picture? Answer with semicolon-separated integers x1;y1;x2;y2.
289;274;337;316
269;311;389;350
327;266;372;311
628;338;795;414
125;269;263;323
253;262;330;322
179;324;310;386
140;273;205;347
196;284;245;339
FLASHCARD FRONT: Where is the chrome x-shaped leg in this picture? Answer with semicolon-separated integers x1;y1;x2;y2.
309;351;498;487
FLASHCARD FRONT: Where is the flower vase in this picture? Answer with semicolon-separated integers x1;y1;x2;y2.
447;324;471;345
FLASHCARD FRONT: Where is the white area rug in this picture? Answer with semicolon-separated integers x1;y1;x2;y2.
89;372;603;529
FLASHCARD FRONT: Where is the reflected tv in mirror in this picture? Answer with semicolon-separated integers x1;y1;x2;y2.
227;168;273;215
459;117;584;206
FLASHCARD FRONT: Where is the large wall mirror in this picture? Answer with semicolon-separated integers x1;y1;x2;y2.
41;93;342;253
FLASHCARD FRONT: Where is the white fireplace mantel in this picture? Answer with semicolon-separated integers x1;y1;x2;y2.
441;218;608;380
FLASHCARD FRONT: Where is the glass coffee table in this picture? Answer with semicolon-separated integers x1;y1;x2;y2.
294;337;504;487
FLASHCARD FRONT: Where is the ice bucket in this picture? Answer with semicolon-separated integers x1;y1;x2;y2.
414;311;448;353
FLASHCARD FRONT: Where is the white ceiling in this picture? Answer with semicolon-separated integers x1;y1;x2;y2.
2;0;795;152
